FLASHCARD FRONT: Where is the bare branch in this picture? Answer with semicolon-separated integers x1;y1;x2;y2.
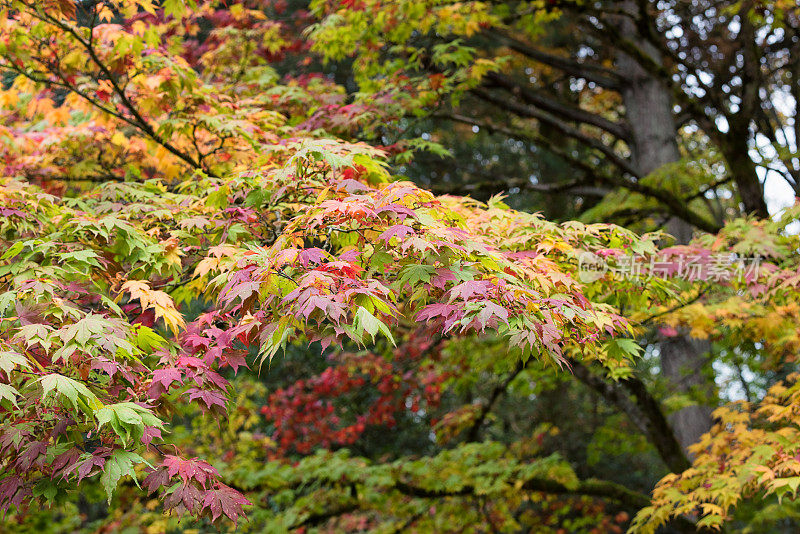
471;87;641;178
485;72;631;141
486;27;623;90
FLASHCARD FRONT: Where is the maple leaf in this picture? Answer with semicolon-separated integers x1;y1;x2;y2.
142;466;171;495
148;367;183;398
295;293;347;322
298;247;328;266
379;224;415;244
70;450;110;484
39;373;99;414
220;280;261;307
164;480;204;515
58;314;108;347
163;455;219;488
99;450;147;502
415;303;460;323
202;483;252;524
141;426;163;447
0;426;31;453
0;384;20;408
475;301;509;329
220;350;248;373
398;264;436;287
0;475;27;509
51;448;82;479
179;215;211;230
122;280;185;335
448;280;493;302
187;387;228;412
95;403;164;445
16;441;47;471
199;369;229;390
176;355;207;369
354;306;395;345
0;350;31;375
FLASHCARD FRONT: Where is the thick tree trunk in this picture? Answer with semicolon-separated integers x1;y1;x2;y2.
718;124;770;218
657;333;714;449
720;11;771;220
615;3;713;455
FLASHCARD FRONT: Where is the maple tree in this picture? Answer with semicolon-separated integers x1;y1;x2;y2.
1;0;800;533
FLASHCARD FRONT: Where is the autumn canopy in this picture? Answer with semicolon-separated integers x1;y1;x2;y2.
1;0;800;532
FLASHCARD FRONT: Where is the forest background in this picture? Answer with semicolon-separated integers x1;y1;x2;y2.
1;1;800;533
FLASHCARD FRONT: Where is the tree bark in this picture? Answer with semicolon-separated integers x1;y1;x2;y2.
717;123;770;218
615;1;713;455
569;359;690;473
657;333;714;449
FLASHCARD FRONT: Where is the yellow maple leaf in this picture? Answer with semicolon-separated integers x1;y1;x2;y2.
121;280;185;335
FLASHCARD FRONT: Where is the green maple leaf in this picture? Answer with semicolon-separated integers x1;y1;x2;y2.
354;306;395;346
0;383;20;408
95;402;164;446
0;350;31;375
397;264;435;287
39;373;99;415
100;450;148;503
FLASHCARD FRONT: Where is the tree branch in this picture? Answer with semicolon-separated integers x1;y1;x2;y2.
465;359;526;442
487;27;623;90
471;87;641;178
393;477;650;510
520;122;722;233
435;106;720;232
485;71;631;141
289;501;359;529
393;476;699;534
430;112;608;195
567;358;691;474
428;176;606;198
26;3;210;175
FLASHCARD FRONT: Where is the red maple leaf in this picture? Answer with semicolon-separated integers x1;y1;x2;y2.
202;483;252;523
